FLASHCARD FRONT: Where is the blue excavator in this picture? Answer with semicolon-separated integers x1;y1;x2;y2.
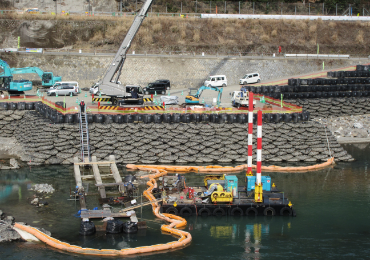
0;59;32;93
0;60;62;87
185;86;223;105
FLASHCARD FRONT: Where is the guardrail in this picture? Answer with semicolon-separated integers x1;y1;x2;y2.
284;54;351;59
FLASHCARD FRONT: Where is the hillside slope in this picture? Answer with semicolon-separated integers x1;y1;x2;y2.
0;17;369;56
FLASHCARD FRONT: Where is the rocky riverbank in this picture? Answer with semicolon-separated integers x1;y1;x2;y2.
0;110;353;166
0;211;21;242
314;115;370;139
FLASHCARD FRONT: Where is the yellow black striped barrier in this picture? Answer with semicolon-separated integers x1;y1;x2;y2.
98;106;119;110
143;106;164;110
93;97;111;102
143;98;153;102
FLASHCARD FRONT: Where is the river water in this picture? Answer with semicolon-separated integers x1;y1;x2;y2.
1;143;370;260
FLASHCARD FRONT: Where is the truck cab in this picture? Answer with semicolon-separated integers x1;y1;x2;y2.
230;90;256;108
109;85;144;106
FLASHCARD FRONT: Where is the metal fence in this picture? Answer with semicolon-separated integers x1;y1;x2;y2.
1;2;370;17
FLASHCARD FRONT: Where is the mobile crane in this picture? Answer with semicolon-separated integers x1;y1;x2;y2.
92;0;154;106
0;60;32;93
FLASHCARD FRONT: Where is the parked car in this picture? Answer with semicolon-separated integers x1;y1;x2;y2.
204;75;227;88
47;85;78;96
52;81;80;93
143;82;167;95
239;73;261;85
154;79;171;90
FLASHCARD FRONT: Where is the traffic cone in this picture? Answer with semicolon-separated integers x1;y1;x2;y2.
56;92;58;97
70;92;72;97
181;90;183;95
85;92;87;97
168;91;170;96
155;91;157;96
76;97;79;104
99;92;102;97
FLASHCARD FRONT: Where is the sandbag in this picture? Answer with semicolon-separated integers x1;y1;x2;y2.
123;114;134;123
104;114;114;124
192;113;201;123
133;114;143;123
93;114;104;123
154;114;163;123
201;114;210;123
163;114;172;123
87;114;94;123
237;113;247;124
0;102;8;110
143;114;153;124
113;114;124;124
9;102;17;110
25;102;34;110
210;114;219;123
172;113;181;123
106;219;123;234
79;220;96;236
122;221;138;234
181;114;191;123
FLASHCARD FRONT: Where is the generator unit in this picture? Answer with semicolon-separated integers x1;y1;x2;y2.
246;176;271;192
225;175;238;198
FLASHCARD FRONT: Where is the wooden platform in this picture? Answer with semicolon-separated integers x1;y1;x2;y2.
73;155;144;223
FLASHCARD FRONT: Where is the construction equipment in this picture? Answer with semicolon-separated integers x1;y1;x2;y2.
185;86;223;105
0;60;32;93
230;90;256;108
6;66;62;87
93;0;153;106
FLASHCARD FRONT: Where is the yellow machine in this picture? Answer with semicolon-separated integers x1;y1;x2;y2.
204;174;225;187
211;191;233;203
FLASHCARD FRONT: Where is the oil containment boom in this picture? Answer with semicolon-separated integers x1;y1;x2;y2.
99;0;153;95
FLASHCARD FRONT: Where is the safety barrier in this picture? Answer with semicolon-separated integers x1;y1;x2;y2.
13;167;192;256
127;157;335;173
0;99;309;124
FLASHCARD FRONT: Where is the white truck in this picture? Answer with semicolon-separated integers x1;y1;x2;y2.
231;91;256;108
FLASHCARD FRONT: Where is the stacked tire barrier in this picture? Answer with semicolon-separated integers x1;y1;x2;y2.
2;110;350;165
0;101;310;124
242;64;370;118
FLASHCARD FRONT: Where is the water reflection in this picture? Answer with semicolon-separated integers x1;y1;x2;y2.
1;144;370;259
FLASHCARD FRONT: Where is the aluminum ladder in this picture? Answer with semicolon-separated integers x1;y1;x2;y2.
79;106;91;163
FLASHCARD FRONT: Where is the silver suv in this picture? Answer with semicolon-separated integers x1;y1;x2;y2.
47;85;78;96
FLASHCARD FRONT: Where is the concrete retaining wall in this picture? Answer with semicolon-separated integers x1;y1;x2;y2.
0;53;363;89
0;110;352;166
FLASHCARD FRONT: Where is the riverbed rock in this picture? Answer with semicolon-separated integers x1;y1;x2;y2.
0;222;22;243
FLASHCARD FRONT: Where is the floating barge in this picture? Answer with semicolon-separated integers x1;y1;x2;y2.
159;174;296;217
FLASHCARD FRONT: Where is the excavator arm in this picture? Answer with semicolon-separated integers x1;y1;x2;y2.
98;0;153;95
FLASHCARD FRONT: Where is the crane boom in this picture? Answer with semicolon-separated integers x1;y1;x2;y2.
99;0;153;95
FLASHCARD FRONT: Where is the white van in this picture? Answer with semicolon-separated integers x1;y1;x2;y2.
239;73;261;85
204;75;227;88
52;81;80;93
